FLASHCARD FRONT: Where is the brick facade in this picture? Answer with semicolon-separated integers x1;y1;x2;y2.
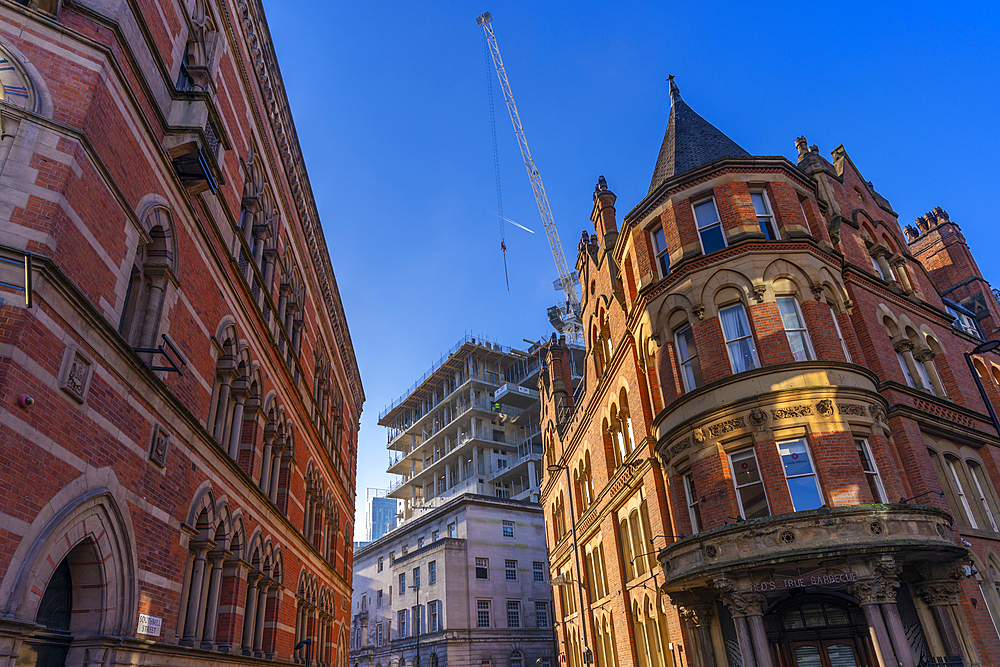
540;83;1000;667
0;2;362;667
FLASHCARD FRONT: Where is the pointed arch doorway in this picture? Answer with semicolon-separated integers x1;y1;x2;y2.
16;538;106;667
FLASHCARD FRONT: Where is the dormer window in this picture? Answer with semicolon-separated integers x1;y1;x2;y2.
750;191;779;240
651;227;670;277
693;198;726;255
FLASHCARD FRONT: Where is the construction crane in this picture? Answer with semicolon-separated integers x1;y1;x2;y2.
477;11;583;346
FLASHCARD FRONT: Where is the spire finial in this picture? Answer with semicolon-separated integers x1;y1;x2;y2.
668;74;681;101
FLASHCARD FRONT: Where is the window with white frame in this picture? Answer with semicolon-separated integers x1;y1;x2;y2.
448;522;456;538
675;324;702;391
418;537;424;548
429;560;437;585
399;572;406;594
854;438;887;503
377;589;383;608
412;605;421;635
947;457;978;529
652;227;670;277
946;304;983;339
533;562;545;582
476;557;488;579
378;556;384;572
730;448;770;519
693;198;726;254
505;559;517;581
896;351;916;388
502;520;515;538
776;298;814;362
429;600;440;632
377;622;383;647
829;304;852;362
477;600;491;628
750;191;779;240
720;304;760;373
536;601;549;628
511;650;524;667
507;601;521;628
398;610;407;638
969;461;1000;532
413;566;420;589
683;472;703;532
777;439;824;511
432;530;439;542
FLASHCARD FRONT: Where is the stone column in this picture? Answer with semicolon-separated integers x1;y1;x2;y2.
260;433;275;494
182;540;213;645
200;549;229;649
848;578;898;667
228;383;247;458
242;573;261;655
716;580;771;667
893;339;925;391
915;580;965;659
138;272;168;349
262;249;276;291
914;348;947;397
213;373;233;442
293;319;304;355
677;603;716;667
217;559;246;653
269;440;284;503
253;578;269;655
890;256;914;294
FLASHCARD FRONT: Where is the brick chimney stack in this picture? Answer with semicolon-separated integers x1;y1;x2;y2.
592;175;618;253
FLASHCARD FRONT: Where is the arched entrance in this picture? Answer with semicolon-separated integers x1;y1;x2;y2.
16;539;106;667
764;594;876;667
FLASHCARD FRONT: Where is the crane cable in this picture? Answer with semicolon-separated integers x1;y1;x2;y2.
485;32;509;290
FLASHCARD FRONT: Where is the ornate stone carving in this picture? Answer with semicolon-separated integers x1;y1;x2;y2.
670;438;692;458
914;581;961;607
892;338;915;354
58;346;94;404
693;305;706;321
772;405;812;420
847;576;899;605
843;298;854;315
837;403;867;417
748;408;769;429
816;399;834;417
707;416;746;438
677;603;713;626
692;428;706;444
713;578;766;617
149;424;170;467
810;284;825;301
913;347;935;363
868;403;885;422
752;284;767;303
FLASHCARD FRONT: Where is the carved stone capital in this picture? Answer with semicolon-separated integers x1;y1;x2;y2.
892;338;915;354
693;305;706;321
714;579;766;617
914;580;961;607
677;603;714;627
810;284;825;301
752;284;767;303
847;575;899;605
913;347;935;363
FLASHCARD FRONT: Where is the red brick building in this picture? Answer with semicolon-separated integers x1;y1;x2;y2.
0;2;362;667
539;78;1000;667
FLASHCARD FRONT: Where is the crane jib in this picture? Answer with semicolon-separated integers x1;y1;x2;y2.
478;13;583;343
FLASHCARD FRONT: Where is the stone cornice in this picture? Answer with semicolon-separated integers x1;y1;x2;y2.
223;0;364;414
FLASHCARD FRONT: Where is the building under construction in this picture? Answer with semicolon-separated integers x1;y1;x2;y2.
349;335;583;667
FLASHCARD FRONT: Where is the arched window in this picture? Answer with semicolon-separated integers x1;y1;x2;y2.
510;650;523;667
674;323;702;392
968;460;1000;532
776;297;814;361
120;208;173;349
719;303;759;373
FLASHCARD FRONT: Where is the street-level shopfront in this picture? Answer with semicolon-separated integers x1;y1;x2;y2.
659;505;974;667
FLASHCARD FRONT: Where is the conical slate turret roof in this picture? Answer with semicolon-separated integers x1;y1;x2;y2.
648;77;750;194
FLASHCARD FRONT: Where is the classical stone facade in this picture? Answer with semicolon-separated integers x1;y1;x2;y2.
539;78;1000;667
0;2;362;667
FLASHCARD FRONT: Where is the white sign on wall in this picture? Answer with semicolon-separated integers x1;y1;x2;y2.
136;613;162;637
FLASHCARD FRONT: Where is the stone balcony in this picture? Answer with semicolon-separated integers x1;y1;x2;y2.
657;504;965;588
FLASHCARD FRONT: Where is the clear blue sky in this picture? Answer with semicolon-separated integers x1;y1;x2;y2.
261;1;1000;533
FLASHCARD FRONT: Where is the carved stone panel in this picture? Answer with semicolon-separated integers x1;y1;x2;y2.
150;424;170;467
57;345;94;404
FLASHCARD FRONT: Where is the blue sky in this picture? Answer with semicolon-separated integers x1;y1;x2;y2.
261;1;1000;533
